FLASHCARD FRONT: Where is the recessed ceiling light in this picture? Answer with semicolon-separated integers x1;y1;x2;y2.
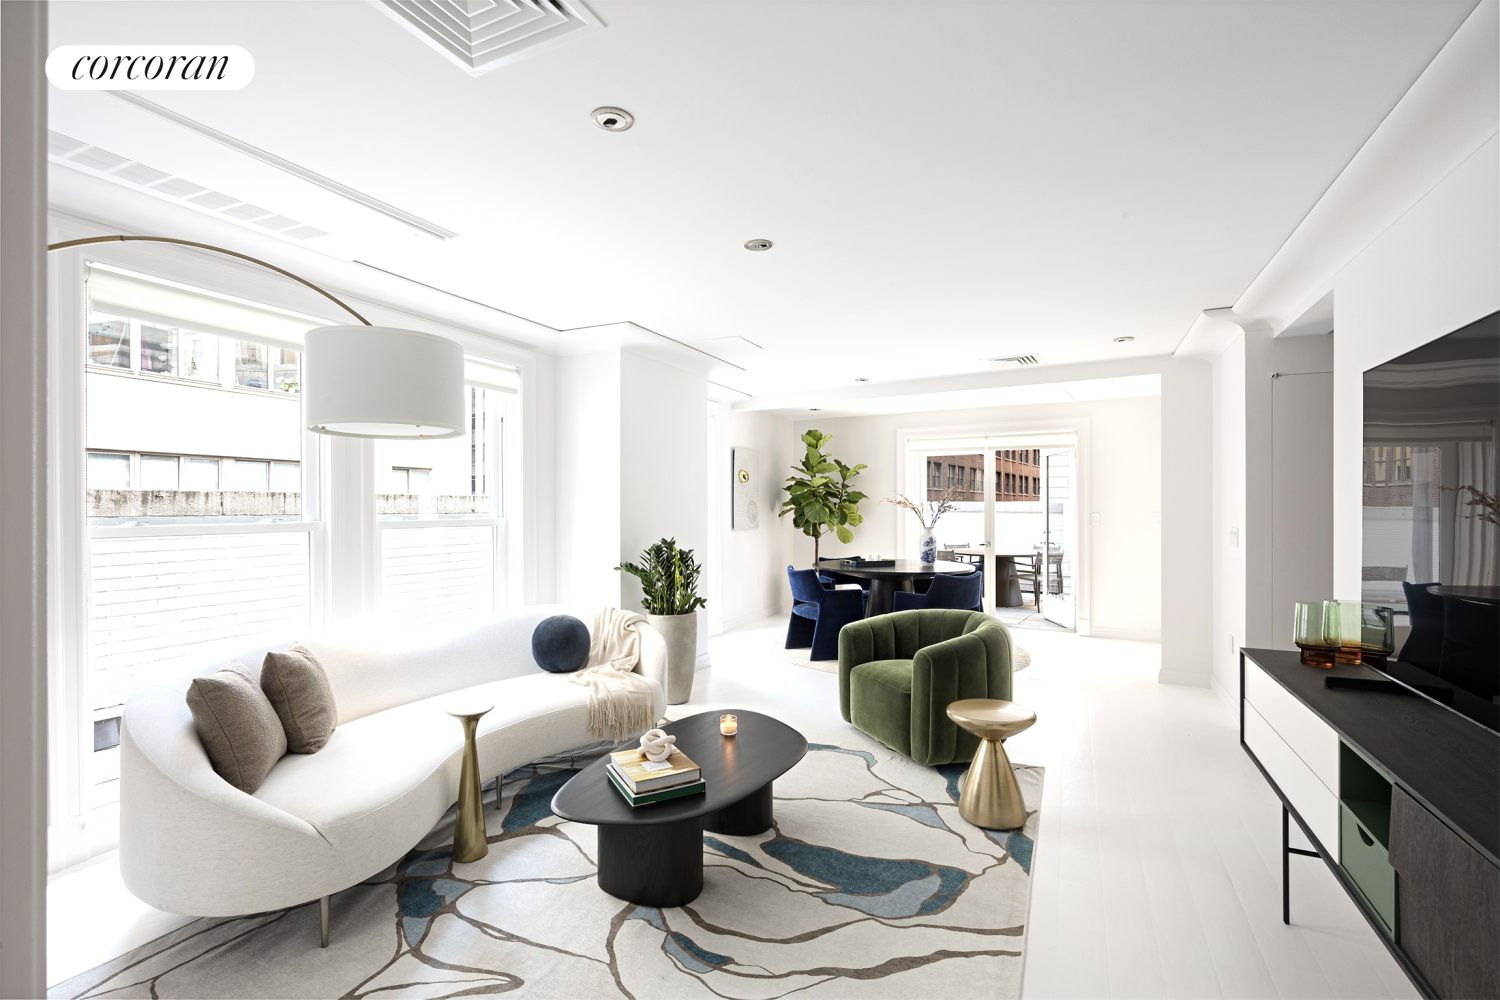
854;377;869;382
1113;336;1135;343
744;239;773;251
592;107;633;131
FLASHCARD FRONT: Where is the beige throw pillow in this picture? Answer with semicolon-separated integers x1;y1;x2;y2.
260;643;337;753
186;660;287;793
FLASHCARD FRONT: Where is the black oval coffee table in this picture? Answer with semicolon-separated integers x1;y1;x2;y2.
552;710;807;907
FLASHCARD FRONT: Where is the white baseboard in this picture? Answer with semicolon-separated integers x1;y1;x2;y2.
1086;625;1162;643
1157;667;1212;688
1208;672;1236;708
719;604;790;633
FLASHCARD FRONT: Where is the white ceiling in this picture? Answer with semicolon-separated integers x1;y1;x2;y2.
47;0;1477;398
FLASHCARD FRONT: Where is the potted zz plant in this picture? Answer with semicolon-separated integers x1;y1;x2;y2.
616;538;707;705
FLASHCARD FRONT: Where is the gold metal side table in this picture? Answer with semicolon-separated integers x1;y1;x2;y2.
946;699;1036;830
446;703;493;863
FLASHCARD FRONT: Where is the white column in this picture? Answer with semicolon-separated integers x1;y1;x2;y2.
325;435;377;626
1158;355;1214;688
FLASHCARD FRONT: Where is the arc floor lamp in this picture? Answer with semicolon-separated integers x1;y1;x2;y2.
47;235;465;439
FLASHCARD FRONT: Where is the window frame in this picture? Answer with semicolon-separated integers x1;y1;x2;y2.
46;232;532;875
374;385;510;626
79;305;329;828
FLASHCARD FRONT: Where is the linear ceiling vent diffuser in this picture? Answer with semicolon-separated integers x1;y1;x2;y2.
48;130;329;241
381;0;603;76
985;355;1042;369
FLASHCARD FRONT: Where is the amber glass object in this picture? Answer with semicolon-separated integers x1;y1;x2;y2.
1293;602;1336;666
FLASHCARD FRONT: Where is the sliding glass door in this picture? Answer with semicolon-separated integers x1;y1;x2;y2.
908;438;1061;618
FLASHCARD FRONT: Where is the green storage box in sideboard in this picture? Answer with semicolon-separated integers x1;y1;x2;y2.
1340;802;1397;937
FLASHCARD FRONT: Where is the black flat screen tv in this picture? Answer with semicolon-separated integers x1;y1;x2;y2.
1362;310;1499;733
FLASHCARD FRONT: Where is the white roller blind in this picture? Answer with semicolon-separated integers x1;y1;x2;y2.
464;357;520;395
87;262;337;351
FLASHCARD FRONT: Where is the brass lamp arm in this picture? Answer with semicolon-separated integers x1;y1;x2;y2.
46;235;370;326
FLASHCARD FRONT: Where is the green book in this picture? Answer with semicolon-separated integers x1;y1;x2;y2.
606;763;705;806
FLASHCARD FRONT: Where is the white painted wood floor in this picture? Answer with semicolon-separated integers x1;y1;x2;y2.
48;614;1416;998
688;616;1416;1000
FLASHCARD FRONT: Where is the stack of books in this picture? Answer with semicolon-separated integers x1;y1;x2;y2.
606;747;705;806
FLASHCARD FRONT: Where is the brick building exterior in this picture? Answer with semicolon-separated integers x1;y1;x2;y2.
926;449;1043;502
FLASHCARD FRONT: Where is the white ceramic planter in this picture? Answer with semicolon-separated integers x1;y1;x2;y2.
648;612;698;705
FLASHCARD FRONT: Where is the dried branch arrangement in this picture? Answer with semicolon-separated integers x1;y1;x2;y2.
882;485;961;530
1444;484;1500;527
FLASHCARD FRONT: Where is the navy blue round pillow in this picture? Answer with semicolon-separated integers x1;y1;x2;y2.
532;615;590;673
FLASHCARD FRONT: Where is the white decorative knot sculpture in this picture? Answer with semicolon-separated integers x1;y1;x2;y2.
639;728;677;763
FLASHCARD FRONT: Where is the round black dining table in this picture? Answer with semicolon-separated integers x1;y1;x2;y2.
816;558;975;616
1428;585;1500;603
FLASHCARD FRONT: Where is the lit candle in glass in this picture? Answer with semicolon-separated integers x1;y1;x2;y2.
720;714;738;736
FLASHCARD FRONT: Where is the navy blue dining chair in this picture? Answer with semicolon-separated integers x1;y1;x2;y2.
786;565;866;660
818;568;870;600
891;569;984;613
1439;596;1499;700
1398;581;1443;671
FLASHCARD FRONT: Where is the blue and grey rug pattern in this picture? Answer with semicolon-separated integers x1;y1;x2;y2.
52;737;1042;999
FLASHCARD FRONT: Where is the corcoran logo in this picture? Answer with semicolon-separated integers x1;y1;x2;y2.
46;45;254;90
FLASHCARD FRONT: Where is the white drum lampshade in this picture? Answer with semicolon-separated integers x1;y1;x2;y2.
303;326;465;438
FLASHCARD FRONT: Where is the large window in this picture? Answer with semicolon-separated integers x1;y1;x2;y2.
53;255;524;871
88;311;299;395
80;265;322;821
375;379;508;627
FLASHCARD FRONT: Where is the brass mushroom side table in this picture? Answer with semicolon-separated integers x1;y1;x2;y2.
946;699;1037;830
446;703;493;863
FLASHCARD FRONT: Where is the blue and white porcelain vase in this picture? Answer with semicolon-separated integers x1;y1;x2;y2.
919;527;938;564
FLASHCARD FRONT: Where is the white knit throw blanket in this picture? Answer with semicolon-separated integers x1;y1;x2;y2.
569;607;657;741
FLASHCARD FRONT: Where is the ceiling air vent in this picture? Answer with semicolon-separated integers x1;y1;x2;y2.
985;355;1042;369
47;131;329;242
380;0;603;76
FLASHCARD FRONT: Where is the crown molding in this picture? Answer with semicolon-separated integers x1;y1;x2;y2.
1232;0;1498;331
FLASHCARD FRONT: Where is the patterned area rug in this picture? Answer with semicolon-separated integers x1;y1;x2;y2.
52;736;1042;999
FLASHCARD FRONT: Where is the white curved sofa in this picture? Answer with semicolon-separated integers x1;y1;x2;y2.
120;605;666;918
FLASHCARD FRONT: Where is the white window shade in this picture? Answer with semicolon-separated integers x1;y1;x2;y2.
464;357;519;394
87;263;337;352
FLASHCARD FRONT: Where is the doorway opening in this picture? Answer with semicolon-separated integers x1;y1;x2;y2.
907;434;1078;631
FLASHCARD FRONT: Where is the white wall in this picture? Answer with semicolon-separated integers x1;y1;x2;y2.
708;402;795;632
790;394;1164;642
1211;338;1248;697
1333;136;1500;598
620;350;708;631
554;350;621;608
1159;359;1214;685
554;343;711;655
1270;334;1334;652
528;351;557;605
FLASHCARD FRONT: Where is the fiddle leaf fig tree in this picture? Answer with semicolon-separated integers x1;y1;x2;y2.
779;429;867;565
616;538;708;616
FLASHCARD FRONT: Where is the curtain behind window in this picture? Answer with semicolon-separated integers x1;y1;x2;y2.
1453;441;1497;586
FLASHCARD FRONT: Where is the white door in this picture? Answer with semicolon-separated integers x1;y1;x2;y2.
1041;448;1076;628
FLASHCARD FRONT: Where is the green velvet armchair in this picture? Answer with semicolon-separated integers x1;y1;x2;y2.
838;609;1013;765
